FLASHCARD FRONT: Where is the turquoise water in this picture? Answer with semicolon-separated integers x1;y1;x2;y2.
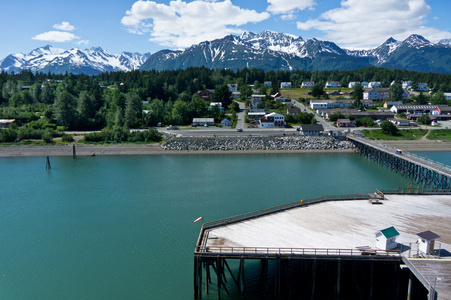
412;151;451;166
0;153;413;299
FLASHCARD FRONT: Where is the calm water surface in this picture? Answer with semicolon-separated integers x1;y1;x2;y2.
0;153;423;299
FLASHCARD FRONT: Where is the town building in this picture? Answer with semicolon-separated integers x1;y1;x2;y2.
197;89;214;100
310;99;354;110
301;81;315;88
316;109;358;120
336;119;356;127
192;118;215;127
360;99;373;108
299;124;324;135
416;231;440;255
348;82;359;88
280;82;292;89
415;83;429;91
227;84;238;93
324;81;340;89
209;102;224;111
247;108;267;120
220;118;232;127
0;119;17;128
259;112;285;128
250;95;266;108
384;101;404;109
402;81;413;89
368;81;382;88
287;107;301;116
390;105;436;114
375;226;399;250
388;118;410;126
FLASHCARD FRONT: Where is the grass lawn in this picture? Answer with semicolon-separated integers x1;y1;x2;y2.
361;129;428;140
280;88;353;100
426;129;451;140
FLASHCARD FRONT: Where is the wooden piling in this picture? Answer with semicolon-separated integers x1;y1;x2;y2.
45;156;51;170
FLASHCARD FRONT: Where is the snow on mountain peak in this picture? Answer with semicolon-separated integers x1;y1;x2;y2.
0;46;150;74
403;34;431;48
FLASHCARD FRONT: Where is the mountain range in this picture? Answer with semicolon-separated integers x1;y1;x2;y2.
0;45;150;75
1;31;450;75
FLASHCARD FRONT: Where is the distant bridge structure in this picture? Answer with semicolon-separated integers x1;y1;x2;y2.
348;135;451;190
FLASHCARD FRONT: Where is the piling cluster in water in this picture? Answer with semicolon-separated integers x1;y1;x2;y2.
161;136;355;151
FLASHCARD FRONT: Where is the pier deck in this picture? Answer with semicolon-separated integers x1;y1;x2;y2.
197;195;451;298
202;195;451;254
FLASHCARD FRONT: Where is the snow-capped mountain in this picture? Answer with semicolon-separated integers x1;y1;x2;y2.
2;32;450;74
0;45;150;75
140;31;451;73
140;31;369;71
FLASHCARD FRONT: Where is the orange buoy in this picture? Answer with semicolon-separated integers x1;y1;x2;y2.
194;217;203;223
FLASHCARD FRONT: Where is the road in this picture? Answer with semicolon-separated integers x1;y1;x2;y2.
290;99;338;132
236;101;246;130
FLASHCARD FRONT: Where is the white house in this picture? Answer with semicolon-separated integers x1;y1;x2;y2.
348;82;359;88
325;81;340;88
363;88;380;100
310;99;354;110
361;81;369;88
280;82;292;89
209;102;224;111
375;226;399;250
402;81;413;89
444;93;451;101
368;81;382;88
416;231;440;255
220;118;232;127
259;112;285;128
301;81;315;88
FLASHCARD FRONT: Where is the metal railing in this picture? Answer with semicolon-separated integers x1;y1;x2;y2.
197;246;401;257
201;193;370;230
348;135;451;176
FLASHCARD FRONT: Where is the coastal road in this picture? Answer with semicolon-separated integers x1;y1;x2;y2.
291;99;339;132
235;101;246;130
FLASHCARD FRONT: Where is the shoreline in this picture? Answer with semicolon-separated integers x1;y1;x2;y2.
0;138;450;157
0;143;356;157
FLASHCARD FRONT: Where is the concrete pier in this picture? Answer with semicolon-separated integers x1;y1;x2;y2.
194;194;451;299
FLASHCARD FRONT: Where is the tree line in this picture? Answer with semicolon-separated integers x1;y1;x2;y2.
0;67;450;134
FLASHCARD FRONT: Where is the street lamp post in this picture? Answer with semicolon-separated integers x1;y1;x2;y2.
431;277;441;300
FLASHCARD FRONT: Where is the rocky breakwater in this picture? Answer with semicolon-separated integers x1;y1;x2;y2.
161;136;355;151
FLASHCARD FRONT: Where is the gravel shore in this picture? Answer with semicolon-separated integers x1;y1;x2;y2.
1;136;450;157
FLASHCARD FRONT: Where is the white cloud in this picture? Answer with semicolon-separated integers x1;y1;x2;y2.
296;0;451;48
77;40;90;45
267;0;316;15
53;22;76;31
32;31;80;43
121;0;270;48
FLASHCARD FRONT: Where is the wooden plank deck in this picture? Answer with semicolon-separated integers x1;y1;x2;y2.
407;259;451;300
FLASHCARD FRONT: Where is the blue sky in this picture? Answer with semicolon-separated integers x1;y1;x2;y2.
1;0;450;58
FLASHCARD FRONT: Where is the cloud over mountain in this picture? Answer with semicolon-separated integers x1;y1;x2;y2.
296;0;451;49
121;0;270;48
